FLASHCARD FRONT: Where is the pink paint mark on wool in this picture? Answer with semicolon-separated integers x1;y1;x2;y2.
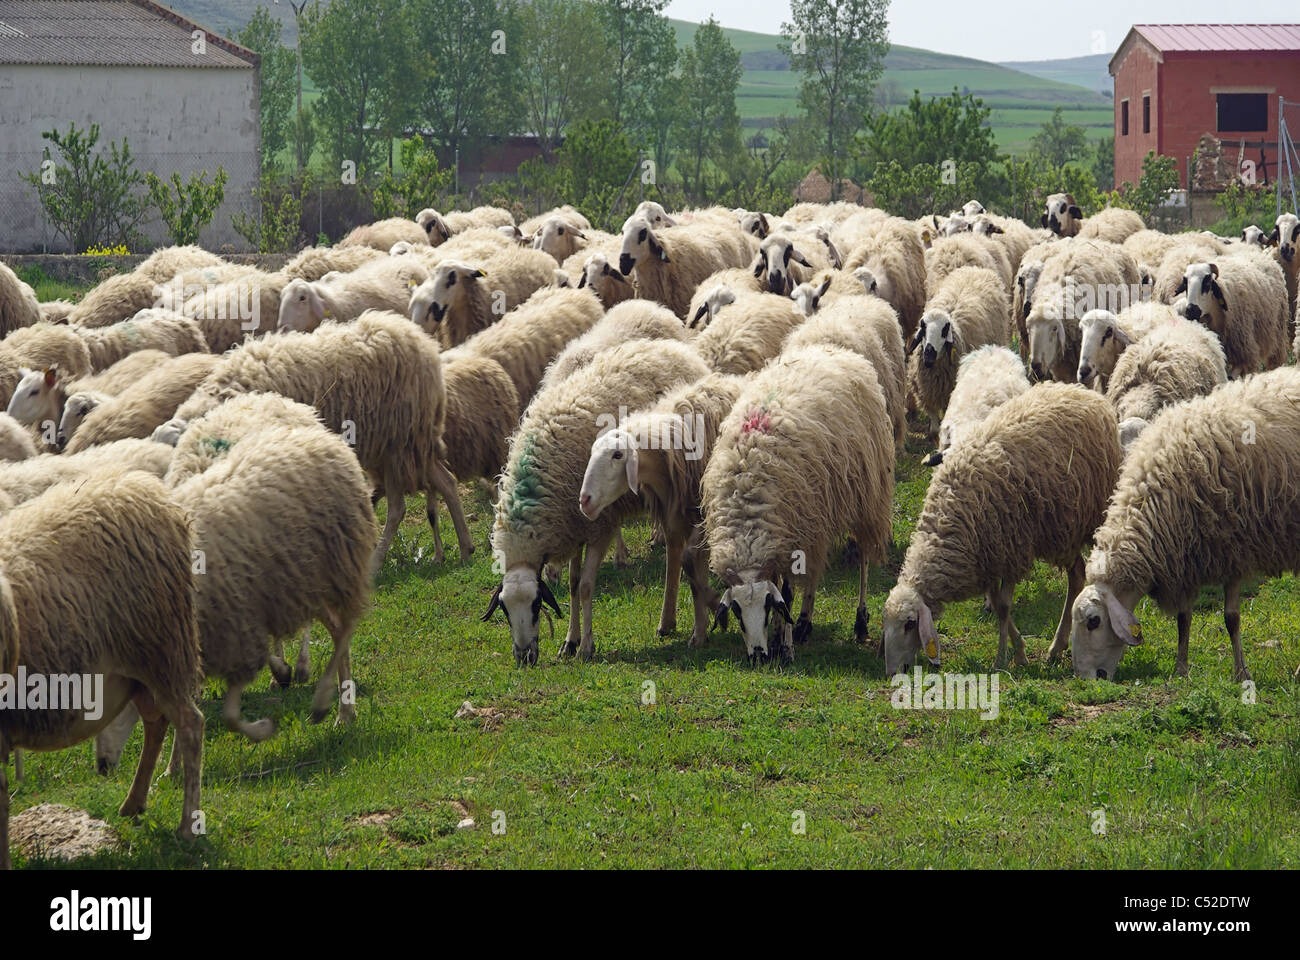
740;407;772;435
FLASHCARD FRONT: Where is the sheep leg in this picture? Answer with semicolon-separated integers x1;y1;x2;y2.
371;477;406;578
613;529;630;566
1224;579;1252;683
119;690;168;818
657;533;683;636
577;530;616;660
793;584;816;646
428;459;473;561
268;634;293;687
1176;608;1191;678
854;559;871;643
96;701;141;774
428;493;445;565
994;580;1027;668
222;680;275;742
684;537;717;647
312;606;358;725
158;694;204;842
1047;556;1085;661
561;552;583;656
293;626;313;683
1;734;10;870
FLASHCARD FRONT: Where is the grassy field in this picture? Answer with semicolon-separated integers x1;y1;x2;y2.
9;417;1300;869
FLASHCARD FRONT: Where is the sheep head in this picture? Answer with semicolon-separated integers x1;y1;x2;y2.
579;428;638;520
413;260;486;333
791;275;832;317
533;216;586;262
1176;262;1227;332
912;310;954;369
693;284;735;329
882;582;940;676
1076;309;1130;386
962;200;986;218
755;234;811;295
1269;212;1300;262
59;391;108;448
1025;294;1069;382
619;215;669;276
1042;193;1082;237
278;277;329;331
416;208;453;245
482;564;563;667
1241;225;1266;246
7;365;63;430
628;201;677;231
1070;582;1143;680
712;574;793;664
740;211;771;238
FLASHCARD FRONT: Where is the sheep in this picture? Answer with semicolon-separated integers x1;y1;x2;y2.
56;391;110;447
969;213;1037;275
72;308;208;370
0;412;37;462
1123;229;1189;275
278;256;429;332
66;271;159;328
883;383;1121;674
457;286;605;405
408;247;558;349
924;233;1012;295
532;217;619;265
153;262;260;312
430;352;520;563
1117;416;1150;452
398;226;520;270
702;343;893;663
1075;301;1173;390
1105;316;1227;423
0;468;203;870
0;438;173;506
339;217;430;251
175;311;468;573
789;269;869;316
520;205;590;238
1012;237;1074;346
782;291;907;452
578;373;745;645
830;208;891;254
484;339;710;664
691;289;806;375
0;263;41;336
63;353;220;453
1266;212;1300;330
841;217;927;341
283;244;385;281
626;201;677;231
181;269;291;351
928;345;1031;465
417;206;516;245
70;348;171;396
782;201;864;226
688;268;763;327
1177;256;1289;376
1024;240;1142;382
38;299;75;324
1071;365;1300;681
617;214;755;321
750;232;836;296
539;299;686;393
133;245;225;284
906;266;1009;436
1149;235;1228;303
1042;196;1145;242
1;323;94;405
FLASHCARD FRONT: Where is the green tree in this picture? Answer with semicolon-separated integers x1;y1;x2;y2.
1114;150;1179;219
1092;135;1115;191
145;168;229;245
23;123;151;251
236;8;296;172
600;0;678;132
367;136;454;219
1030;106;1088;167
517;0;611;159
232;174;309;253
674;18;744;199
780;0;890;197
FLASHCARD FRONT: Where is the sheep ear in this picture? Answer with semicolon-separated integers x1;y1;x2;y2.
1212;281;1228;312
480;583;504;622
1068;206;1083;220
1040;214;1049;228
472;269;487;279
923;450;944;467
765;581;794;625
577;271;588;288
757;213;769;236
791;248;811;267
917;602;939;665
907;324;925;355
690;303;708;328
43;366;58;386
1101;587;1142;646
1291;223;1299;243
1056;320;1067;354
1112;326;1132;348
817;276;832;298
536;576;563;618
1175;276;1188;294
625;443;639;494
751;256;765;278
1065;193;1077;206
991;224;1004;234
1209;262;1219;278
1267;227;1280;246
712;588;732;632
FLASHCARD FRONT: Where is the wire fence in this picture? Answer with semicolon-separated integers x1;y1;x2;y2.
0;151;261;254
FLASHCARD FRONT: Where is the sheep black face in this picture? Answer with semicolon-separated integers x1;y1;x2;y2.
1271;213;1300;262
1042;193;1081;236
619;215;668;277
483;567;563;666
916;311;953;370
1069;584;1142;680
1178;263;1225;326
715;581;792;664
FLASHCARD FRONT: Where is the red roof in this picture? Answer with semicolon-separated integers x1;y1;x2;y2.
1133;23;1300;53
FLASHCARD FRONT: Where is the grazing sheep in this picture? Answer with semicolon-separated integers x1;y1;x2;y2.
181;270;291;351
0;263;42;336
408;247;558;348
841;217;927;340
907;266;1009;435
539;299;686;393
429;352;520;563
278;256;429;332
0;438;173;506
928;345;1031;465
0;468;203;870
63;353;220;453
0;412;37;462
578;372;744;644
339;217;430;251
924;233;1012;294
691;289;806;375
783;292;907;451
1071;366;1300;681
70;348;171;396
283;244;385;281
73;309;208;370
484;339;710;664
1178;256;1289;376
66;272;159;328
175;311;468;573
617;214;755;321
456;285;604;404
703;344;894;662
1075;302;1171;390
883;384;1121;674
1105;316;1227;422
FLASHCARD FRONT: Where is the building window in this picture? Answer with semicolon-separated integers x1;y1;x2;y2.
1217;93;1268;132
1142;95;1150;134
1121;100;1129;136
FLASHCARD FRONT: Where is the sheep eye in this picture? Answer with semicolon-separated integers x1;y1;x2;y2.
1087;614;1101;631
638;229;647;242
942;323;950;338
558;227;565;235
612;451;623;460
905;618;917;632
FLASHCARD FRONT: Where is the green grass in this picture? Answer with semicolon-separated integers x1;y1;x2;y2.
14;266;88;303
10;423;1300;869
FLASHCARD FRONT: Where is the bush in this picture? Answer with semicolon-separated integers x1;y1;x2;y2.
1211;180;1279;237
232;174;309;253
367;136;453;220
145;168;229;246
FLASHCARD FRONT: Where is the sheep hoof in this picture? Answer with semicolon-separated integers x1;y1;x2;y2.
1234;666;1253;683
119;798;145;818
293;663;311;685
459;545;474;561
175;824;198;843
577;641;595;661
309;706;331;725
687;632;707;648
336;705;356;726
793;617;812;645
656;619;676;636
432;548;446;565
97;757;114;776
269;658;292;687
853;607;870;643
559;639;579;658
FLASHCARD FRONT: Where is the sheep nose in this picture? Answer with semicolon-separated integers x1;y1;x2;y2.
1031;362;1043;377
1079;365;1092;382
618;254;635;275
1184;304;1201;320
1096;668;1107;680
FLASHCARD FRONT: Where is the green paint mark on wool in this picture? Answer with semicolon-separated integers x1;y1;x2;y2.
199;436;232;456
505;431;544;529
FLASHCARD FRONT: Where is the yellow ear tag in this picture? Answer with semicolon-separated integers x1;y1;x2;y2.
925;638;938;658
1128;623;1141;639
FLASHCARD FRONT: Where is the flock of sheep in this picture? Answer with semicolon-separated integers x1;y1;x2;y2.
0;189;1298;867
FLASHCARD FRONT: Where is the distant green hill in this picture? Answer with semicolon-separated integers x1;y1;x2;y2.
998;53;1115;96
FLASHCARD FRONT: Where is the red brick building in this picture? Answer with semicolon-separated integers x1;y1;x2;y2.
1109;24;1300;189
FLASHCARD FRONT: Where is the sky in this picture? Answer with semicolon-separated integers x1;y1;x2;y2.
664;0;1299;63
